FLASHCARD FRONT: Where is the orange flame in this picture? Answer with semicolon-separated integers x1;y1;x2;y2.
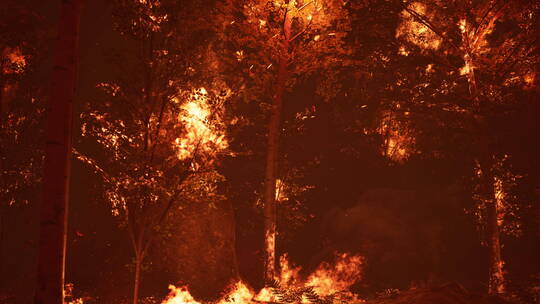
218;281;255;304
307;253;364;296
162;252;363;304
173;88;228;160
524;73;535;89
2;47;26;74
162;285;201;304
254;287;274;302
279;253;302;286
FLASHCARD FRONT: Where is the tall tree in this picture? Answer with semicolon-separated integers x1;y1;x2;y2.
217;0;352;282
395;0;539;294
77;1;230;302
262;0;296;283
34;0;82;303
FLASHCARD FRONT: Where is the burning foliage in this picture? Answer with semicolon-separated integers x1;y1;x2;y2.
163;252;363;304
173;87;229;162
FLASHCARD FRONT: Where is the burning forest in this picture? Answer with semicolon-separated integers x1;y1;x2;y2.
1;0;539;303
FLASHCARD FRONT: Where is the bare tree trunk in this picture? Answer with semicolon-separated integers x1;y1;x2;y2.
133;252;143;304
129;220;148;304
0;208;4;287
34;1;82;303
0;51;5;289
263;2;293;283
0;48;5;114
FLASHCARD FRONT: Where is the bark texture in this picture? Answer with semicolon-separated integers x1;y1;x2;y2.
460;16;505;294
478;156;505;295
34;0;82;303
263;1;293;284
133;253;142;304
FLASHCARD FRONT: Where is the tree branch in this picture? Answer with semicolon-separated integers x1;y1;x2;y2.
403;6;460;51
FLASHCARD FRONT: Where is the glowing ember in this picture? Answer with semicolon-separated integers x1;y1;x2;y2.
459;60;471;76
398;46;409;56
524;73;535;88
379;111;412;162
458;19;467;33
2;47;26;74
275;178;288;202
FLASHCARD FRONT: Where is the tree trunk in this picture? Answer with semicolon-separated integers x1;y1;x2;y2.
461;18;505;294
133;253;142;304
34;1;82;303
263;2;293;283
0;55;4;288
481;157;505;294
0;47;5;114
0;208;4;287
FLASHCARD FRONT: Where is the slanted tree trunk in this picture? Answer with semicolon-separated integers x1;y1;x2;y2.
34;0;82;303
263;1;293;283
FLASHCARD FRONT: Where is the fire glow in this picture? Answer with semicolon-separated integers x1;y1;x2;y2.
162;253;364;304
173;87;228;161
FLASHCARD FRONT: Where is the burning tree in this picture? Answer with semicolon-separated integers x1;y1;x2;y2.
80;86;228;304
216;0;353;283
77;1;230;303
394;0;539;294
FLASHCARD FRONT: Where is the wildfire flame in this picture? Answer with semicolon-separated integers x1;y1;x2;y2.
162;253;364;304
306;253;364;296
278;253;302;286
173;87;228;160
524;72;535;88
218;281;255;304
162;285;201;304
2;47;26;74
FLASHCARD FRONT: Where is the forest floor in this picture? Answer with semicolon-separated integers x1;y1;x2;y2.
363;283;521;304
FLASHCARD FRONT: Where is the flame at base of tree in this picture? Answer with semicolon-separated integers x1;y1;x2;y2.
162;252;364;304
